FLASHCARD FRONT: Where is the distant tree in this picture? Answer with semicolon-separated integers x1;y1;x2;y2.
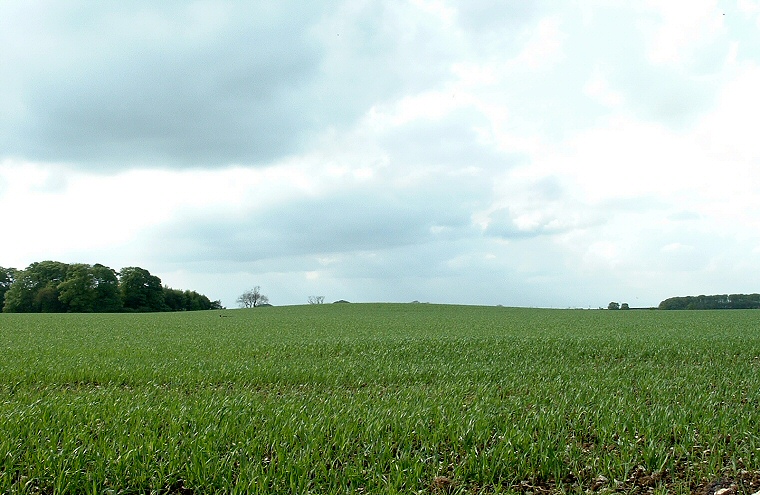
57;263;121;312
58;263;98;312
162;285;220;311
620;302;630;310
308;295;325;305
3;261;69;312
608;302;620;310
659;293;760;310
237;286;269;308
3;270;37;313
659;297;686;310
185;290;205;311
0;266;17;310
2;260;217;313
119;267;166;312
34;261;70;312
162;286;188;311
184;289;216;311
90;264;122;312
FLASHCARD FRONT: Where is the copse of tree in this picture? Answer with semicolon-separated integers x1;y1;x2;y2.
1;260;220;313
659;293;760;310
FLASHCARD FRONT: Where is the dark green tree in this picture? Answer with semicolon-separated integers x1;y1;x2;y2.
162;286;220;311
0;266;17;310
183;290;212;311
2;273;34;313
162;286;188;311
91;264;122;312
3;261;216;313
3;261;69;312
119;267;166;312
659;293;760;310
58;263;97;312
57;263;122;312
607;301;620;310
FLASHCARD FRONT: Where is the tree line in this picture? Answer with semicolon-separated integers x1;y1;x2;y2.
0;261;221;313
658;293;760;310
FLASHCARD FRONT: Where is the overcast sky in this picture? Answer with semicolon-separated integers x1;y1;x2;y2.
2;1;760;309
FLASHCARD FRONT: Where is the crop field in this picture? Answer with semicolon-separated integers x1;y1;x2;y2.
2;304;760;494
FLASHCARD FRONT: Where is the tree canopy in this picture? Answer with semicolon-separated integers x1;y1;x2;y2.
2;261;221;313
658;294;760;310
119;266;166;312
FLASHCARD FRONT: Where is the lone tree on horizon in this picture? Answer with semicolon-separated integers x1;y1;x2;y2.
237;286;269;308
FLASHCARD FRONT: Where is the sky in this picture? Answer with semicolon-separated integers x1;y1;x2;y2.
2;1;760;309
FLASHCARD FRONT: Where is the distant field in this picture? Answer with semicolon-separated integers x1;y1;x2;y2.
2;304;760;494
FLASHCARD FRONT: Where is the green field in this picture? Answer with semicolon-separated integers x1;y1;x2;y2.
2;304;760;494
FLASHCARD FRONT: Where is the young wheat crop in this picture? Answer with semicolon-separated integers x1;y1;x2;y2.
1;305;759;494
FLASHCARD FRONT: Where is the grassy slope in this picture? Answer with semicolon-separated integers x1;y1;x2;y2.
1;304;760;494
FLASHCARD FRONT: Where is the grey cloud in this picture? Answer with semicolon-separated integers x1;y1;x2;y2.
668;210;702;221
323;241;468;281
483;188;676;241
483;177;598;239
140;115;506;265
598;195;669;213
3;2;326;167
617;67;718;128
0;2;459;169
317;3;459;97
457;0;541;31
523;177;564;202
455;0;545;54
149;184;477;265
320;235;587;307
379;108;521;171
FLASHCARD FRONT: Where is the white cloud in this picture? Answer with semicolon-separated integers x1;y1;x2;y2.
695;64;760;162
509;17;565;70
584;70;624;108
645;0;723;66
